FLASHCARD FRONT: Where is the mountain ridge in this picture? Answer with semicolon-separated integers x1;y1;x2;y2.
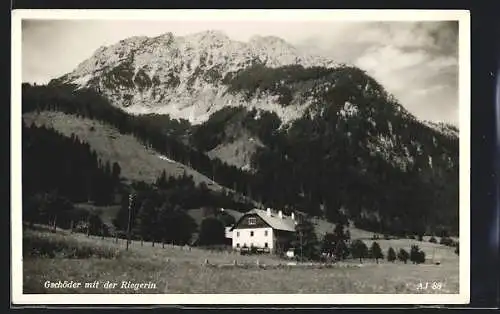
49;30;345;125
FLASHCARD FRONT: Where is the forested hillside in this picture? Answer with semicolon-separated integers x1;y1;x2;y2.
193;64;459;237
22;121;254;243
22;83;256;198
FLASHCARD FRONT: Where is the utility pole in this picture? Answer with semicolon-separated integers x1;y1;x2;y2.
300;230;303;263
126;192;134;251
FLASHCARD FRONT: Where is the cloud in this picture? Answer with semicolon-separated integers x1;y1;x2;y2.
411;84;448;97
297;21;459;126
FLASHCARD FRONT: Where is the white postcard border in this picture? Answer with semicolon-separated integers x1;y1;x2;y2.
11;9;471;305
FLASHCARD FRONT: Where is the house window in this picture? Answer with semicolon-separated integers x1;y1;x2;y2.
265;242;268;248
236;231;240;237
250;231;254;237
264;230;268;236
248;217;256;225
236;243;240;248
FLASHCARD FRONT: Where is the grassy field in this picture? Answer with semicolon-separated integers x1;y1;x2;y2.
23;227;459;294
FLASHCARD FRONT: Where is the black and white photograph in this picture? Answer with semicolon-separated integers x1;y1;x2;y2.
12;9;470;304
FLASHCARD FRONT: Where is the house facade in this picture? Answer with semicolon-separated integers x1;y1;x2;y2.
230;208;297;254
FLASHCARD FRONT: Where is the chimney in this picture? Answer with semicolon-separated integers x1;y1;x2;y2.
278;210;283;219
267;208;271;216
291;212;295;220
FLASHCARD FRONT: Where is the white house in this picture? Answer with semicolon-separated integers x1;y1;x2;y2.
224;226;233;239
230;208;298;254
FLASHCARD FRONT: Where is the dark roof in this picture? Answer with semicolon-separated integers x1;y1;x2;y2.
232;208;297;232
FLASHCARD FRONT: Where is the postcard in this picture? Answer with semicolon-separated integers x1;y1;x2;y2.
11;9;470;305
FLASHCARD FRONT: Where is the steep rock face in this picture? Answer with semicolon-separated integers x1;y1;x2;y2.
51;30;340;124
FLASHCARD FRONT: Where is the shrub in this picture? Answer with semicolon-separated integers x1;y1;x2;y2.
250;246;258;254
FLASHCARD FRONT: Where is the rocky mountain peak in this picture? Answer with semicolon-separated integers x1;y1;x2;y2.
51;30;343;125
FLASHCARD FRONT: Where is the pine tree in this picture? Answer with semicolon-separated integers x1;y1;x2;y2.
134;197;158;244
410;245;426;264
350;239;368;263
410;245;420;264
112;162;121;182
292;218;320;261
332;222;350;261
387;247;397;262
398;248;409;264
370;242;384;263
198;217;225;246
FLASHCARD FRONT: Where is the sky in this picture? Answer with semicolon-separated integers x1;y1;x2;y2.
21;18;460;126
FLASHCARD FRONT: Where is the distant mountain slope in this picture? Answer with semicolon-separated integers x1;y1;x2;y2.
23;111;223;190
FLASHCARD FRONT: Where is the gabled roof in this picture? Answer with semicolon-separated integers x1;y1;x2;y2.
231;208;297;232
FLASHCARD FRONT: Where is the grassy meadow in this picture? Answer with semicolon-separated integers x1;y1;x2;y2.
22;226;459;294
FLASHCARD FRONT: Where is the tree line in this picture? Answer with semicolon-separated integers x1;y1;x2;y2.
111;170;252;246
292;219;428;264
